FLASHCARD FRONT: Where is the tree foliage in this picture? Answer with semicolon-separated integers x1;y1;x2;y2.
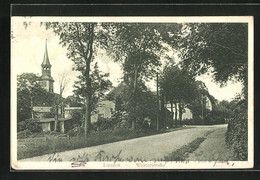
105;23;165;80
160;65;198;104
175;23;248;87
104;23;167;128
73;62;112;112
159;65;199;126
17;73;55;122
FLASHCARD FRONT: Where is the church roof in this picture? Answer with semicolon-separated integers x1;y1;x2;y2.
41;39;51;67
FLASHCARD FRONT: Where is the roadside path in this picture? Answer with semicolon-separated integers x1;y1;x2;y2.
20;124;230;162
187;125;236;161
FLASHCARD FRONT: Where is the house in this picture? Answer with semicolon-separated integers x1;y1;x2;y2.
91;100;115;123
89;83;125;123
32;106;53;119
37;117;74;133
165;103;193;120
64;106;83;118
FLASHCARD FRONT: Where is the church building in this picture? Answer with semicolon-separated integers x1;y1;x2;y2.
39;40;54;93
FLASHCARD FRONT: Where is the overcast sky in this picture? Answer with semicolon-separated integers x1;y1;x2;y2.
11;21;243;101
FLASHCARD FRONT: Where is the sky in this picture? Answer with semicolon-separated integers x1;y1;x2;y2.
11;21;243;102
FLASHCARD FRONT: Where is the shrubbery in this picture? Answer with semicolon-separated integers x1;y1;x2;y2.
91;117;115;131
17;118;42;133
17;119;42;139
226;100;248;160
67;124;84;137
17;129;33;139
70;110;83;126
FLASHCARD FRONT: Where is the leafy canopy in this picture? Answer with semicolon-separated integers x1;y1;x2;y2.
175;23;248;86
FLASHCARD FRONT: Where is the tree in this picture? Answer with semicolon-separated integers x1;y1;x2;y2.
17;73;55;122
159;65;198;127
175;23;248;91
187;81;216;125
169;23;248;159
73;62;112;114
44;22;108;136
64;95;83;107
56;71;70;98
117;81;157;129
53;71;70;131
105;23;165;129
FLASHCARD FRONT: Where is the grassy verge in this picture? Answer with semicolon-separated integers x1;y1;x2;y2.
18;127;190;160
164;137;206;161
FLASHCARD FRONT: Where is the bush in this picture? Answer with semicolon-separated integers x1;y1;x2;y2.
71;110;83;126
17;119;42;133
226;100;248;160
67;125;84;137
92;117;115;131
17;129;33;139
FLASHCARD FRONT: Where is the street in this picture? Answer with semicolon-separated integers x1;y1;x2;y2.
20;124;234;162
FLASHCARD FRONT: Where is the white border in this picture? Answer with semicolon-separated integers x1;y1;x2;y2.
11;16;254;170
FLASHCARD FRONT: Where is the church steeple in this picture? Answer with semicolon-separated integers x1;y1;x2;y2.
40;39;54;93
41;39;51;67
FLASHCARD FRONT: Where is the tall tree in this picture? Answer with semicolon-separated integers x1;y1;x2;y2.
44;22;108;136
187;81;215;124
105;23;165;129
53;71;70;130
73;62;112;114
159;65;198;127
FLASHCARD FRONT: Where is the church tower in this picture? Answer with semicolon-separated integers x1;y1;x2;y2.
39;39;54;92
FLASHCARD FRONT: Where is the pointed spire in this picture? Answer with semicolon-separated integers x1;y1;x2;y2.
41;39;51;67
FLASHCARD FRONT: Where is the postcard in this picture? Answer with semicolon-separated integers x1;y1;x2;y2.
11;16;253;170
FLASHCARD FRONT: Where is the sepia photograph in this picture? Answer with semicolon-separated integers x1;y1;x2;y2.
11;16;253;170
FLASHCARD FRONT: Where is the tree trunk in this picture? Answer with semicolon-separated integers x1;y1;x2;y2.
30;96;34;119
84;93;91;136
84;56;92;136
165;96;168;128
83;23;94;137
132;68;138;130
170;102;173;128
174;102;178;128
132;118;136;129
54;105;59;132
156;72;159;131
179;103;183;127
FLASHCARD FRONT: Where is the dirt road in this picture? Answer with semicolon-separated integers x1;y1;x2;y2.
20;124;232;162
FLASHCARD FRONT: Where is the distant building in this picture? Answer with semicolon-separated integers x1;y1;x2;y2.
204;94;213;111
91;100;115;123
64;107;83;118
32;106;53;119
89;83;125;123
37;117;74;133
165;103;193;120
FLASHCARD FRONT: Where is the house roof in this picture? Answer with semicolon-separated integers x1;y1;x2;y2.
106;82;126;99
64;107;83;110
33;106;52;112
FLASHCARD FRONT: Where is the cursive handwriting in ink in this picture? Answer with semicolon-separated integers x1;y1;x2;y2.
69;152;89;168
47;152;62;163
111;150;123;163
212;153;235;167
